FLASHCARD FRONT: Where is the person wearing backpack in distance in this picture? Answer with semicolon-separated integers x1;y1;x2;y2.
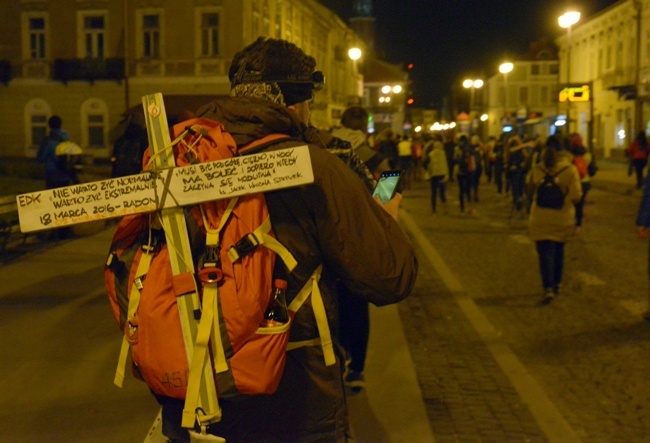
152;37;418;443
453;134;474;214
526;135;582;304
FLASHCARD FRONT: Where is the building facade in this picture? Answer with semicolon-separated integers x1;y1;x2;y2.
0;0;363;160
485;59;560;140
557;0;650;158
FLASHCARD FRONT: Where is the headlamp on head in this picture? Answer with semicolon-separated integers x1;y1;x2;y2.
234;68;325;90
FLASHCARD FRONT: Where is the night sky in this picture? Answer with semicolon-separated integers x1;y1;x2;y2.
320;0;620;108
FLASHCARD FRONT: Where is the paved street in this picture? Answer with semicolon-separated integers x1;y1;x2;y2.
0;160;648;442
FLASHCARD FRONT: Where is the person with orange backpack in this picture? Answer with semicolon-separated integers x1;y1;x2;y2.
107;37;417;443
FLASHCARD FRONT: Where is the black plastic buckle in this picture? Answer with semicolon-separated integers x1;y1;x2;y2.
230;233;260;262
200;245;221;269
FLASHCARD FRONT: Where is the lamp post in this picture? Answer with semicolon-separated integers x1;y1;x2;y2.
348;47;362;102
463;78;483;134
499;62;513;118
559;11;580;133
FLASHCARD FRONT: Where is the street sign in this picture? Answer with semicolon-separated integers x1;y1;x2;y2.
16;137;314;232
559;85;590;102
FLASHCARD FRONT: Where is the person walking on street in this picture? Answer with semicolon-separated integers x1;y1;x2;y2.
507;136;528;213
424;134;448;213
443;134;456;183
470;135;483;202
37;115;74;190
635;172;650;321
331;105;391;393
626;131;649;189
398;136;414;189
526;135;582;304
569;133;593;232
151;37;418;443
377;128;399;169
453;134;474;214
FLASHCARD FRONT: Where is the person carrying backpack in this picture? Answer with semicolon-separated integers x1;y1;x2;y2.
453;134;473;214
526;135;582;304
506;136;528;213
140;37;418;442
37;115;73;189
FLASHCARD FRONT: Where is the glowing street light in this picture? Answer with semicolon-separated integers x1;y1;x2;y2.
348;47;362;61
558;11;580;29
499;62;513;112
463;78;483;112
558;11;580;132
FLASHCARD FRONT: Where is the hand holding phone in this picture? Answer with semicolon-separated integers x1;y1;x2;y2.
372;170;403;204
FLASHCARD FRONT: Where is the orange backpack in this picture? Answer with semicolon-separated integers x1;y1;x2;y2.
104;118;334;428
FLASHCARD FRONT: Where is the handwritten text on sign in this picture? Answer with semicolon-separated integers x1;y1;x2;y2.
17;145;313;233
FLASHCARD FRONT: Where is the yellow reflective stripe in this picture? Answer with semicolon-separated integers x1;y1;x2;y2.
113;336;130;388
253;217;297;271
286;338;321;351
182;281;223;429
286;266;334;365
309;271;335;366
114;249;154;388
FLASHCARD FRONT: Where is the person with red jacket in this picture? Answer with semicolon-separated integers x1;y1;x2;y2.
626;131;649;189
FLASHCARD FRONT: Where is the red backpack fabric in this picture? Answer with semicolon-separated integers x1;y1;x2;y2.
104;118;298;403
573;155;587;179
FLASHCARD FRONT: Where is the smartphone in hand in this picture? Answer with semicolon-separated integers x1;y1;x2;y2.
372;170;403;204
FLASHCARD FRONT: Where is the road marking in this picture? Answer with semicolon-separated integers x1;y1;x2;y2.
400;210;583;443
575;271;606;286
510;234;532;244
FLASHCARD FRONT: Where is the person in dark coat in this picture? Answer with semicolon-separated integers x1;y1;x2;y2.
155;37;418;443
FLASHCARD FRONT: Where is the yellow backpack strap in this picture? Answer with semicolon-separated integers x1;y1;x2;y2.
286;266;335;366
114;247;154;388
182;198;237;429
227;216;297;272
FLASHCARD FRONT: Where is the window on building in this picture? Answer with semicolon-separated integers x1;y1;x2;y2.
252;0;261;39
541;86;549;105
531;64;540;75
200;13;219;56
28;17;46;59
646;29;650;63
262;0;270;36
519;87;528;105
31;115;48;148
549;63;558;75
87;115;105;148
275;0;282;38
143;14;160;59
615;40;623;71
83;15;105;58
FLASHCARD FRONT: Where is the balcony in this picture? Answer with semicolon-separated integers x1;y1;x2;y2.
53;58;125;84
0;60;11;85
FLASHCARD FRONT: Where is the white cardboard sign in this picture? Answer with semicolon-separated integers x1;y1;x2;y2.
17;145;313;233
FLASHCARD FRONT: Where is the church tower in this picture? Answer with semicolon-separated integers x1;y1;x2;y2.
350;0;376;51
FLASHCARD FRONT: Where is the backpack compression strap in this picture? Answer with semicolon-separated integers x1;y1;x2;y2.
286;265;335;366
182;197;237;429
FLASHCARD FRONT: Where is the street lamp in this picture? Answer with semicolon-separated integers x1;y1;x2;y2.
463;78;483;113
499;62;513;115
348;47;363;100
559;11;580;132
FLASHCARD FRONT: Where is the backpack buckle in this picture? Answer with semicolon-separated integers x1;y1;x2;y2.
198;267;223;284
228;233;260;262
199;245;221;269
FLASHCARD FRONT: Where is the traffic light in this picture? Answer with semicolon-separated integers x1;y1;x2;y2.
407;63;414;70
407;98;414;105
